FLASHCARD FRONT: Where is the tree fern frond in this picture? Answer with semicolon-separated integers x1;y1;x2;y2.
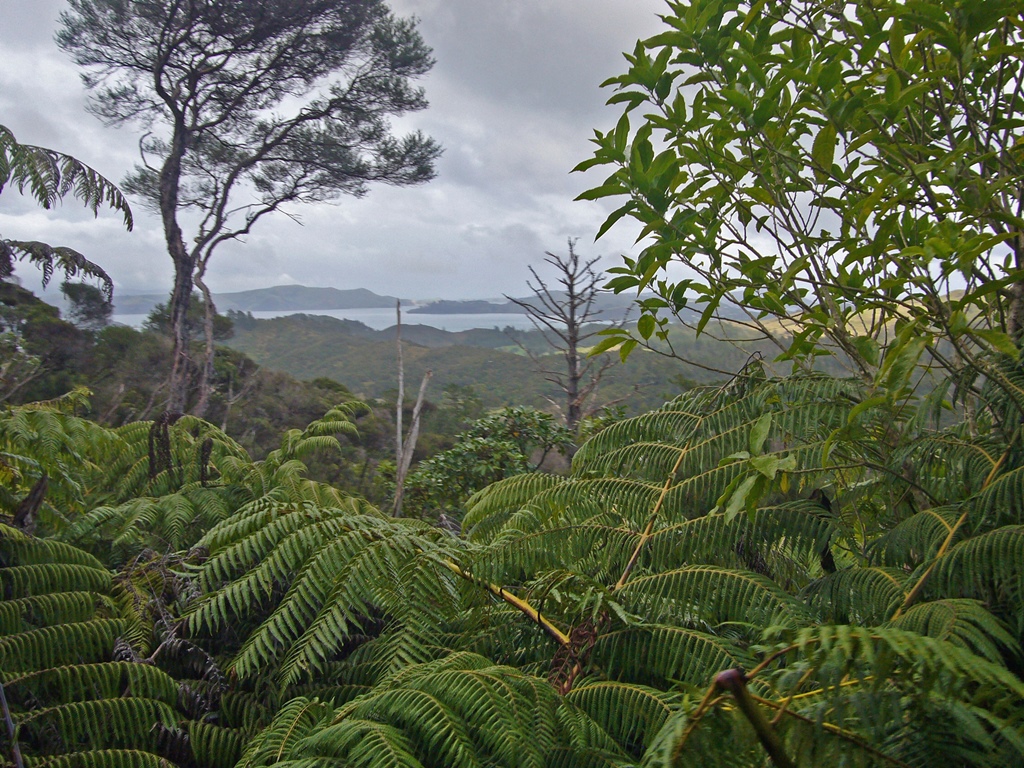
1;528;107;570
235;697;334;767
869;506;963;568
804;567;909;625
0;591;100;636
619;566;810;632
969;465;1024;530
786;625;1024;716
930;525;1024;628
243;655;629;768
565;681;676;758
5;662;179;706
186;721;246;768
0;124;133;229
1;563;112;600
887;599;1019;664
646;501;833;579
594;625;751;688
462;473;564;543
16;697;179;752
26;750;175;768
0;619;132;674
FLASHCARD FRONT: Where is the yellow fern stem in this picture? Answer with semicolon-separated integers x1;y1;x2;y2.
613;448;688;591
442;561;571;648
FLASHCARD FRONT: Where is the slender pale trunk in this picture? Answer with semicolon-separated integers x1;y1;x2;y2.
193;267;217;418
394;370;432;516
1007;234;1024;342
395;300;404;472
159;123;194;414
393;300;433;515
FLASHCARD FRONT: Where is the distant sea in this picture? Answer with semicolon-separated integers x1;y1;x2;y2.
111;307;537;332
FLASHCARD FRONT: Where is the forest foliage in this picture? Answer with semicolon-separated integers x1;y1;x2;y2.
4;0;1024;766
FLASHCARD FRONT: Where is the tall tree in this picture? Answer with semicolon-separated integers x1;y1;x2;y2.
58;0;442;414
507;239;621;433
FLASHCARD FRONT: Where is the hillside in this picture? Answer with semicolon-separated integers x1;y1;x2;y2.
113;284;398;315
225;312;778;413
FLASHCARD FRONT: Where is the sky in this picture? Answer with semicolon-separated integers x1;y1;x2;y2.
0;0;668;302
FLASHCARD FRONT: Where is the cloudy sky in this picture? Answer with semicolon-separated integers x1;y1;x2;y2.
0;0;668;301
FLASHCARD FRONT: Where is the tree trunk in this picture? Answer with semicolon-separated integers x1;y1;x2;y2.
1007;234;1024;343
159;124;194;414
193;270;217;418
394;370;432;517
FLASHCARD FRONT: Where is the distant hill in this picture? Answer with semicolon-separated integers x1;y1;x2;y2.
407;292;752;323
216;285;398;311
224;312;781;414
410;299;518;314
408;293;640;316
113;285;398;316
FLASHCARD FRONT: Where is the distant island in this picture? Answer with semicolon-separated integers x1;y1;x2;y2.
114;284;399;315
409;299;522;314
410;293;643;317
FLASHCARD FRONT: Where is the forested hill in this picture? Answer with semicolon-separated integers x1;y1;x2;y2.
114;284;398;314
225;311;774;412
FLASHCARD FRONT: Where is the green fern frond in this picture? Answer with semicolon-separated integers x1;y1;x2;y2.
0;591;100;636
804;567;909;624
25;751;175;768
5;662;178;706
930;525;1024;628
0;619;133;674
783;625;1024;722
869;506;963;568
619;566;810;632
594;625;751;687
242;655;628;768
566;681;676;758
0;124;133;229
16;697;179;751
462;473;564;543
1;563;112;600
970;465;1024;530
645;501;833;578
887;599;1019;664
1;528;107;570
186;721;246;768
235;697;333;767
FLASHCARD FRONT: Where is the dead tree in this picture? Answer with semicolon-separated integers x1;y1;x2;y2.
393;300;431;516
507;239;624;434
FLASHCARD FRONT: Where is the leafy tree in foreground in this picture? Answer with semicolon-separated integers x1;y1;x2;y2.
581;0;1024;414
58;0;442;415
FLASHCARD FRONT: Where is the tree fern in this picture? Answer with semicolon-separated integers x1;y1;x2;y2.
238;654;629;768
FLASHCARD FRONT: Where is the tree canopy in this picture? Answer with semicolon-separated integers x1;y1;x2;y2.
581;0;1024;409
58;0;442;414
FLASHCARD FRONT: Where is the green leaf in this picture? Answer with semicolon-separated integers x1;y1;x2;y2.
811;122;837;180
970;328;1020;357
637;313;656;340
749;413;772;454
575;184;628;202
619;338;638;362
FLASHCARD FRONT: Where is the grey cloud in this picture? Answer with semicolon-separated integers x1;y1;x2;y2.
3;0;666;299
